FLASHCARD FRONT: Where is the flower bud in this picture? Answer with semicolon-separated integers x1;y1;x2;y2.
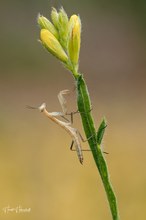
40;29;68;63
57;7;69;50
58;7;68;27
68;15;81;67
51;7;59;29
38;14;59;39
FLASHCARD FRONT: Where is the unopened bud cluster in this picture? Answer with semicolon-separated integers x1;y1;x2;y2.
38;7;81;75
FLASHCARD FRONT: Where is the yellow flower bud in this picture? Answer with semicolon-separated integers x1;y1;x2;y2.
40;29;68;63
68;15;81;67
38;15;59;39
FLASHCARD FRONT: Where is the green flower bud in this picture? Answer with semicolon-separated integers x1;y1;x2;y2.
38;14;59;39
68;15;81;67
40;29;68;63
51;7;59;29
58;7;68;27
57;7;69;50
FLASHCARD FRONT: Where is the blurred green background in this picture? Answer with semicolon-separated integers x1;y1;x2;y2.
0;0;146;219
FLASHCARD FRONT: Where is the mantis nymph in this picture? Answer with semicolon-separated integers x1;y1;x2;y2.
28;90;84;164
28;90;107;164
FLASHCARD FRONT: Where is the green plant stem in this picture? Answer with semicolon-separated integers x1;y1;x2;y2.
74;73;120;220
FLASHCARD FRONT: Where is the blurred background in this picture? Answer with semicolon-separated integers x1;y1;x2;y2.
0;0;146;219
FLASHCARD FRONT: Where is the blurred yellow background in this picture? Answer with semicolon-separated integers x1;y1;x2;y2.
0;0;146;219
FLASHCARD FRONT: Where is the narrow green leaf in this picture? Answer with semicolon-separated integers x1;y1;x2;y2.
97;118;107;145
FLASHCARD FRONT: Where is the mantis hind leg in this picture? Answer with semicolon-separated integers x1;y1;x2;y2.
75;131;109;154
70;139;108;154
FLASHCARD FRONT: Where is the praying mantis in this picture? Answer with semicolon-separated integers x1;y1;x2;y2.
28;89;107;164
28;90;85;164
